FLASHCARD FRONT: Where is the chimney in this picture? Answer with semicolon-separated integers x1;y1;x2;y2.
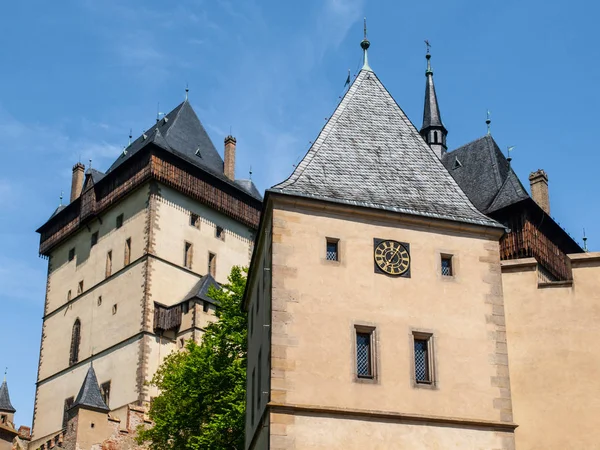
529;169;550;215
224;136;236;180
71;162;85;203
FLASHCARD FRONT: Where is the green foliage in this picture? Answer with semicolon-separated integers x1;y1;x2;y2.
137;266;248;450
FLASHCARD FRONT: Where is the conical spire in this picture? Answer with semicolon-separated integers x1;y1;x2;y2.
420;44;448;158
0;379;16;413
71;366;109;412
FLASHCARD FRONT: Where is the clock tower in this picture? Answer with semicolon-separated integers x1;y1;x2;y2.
243;33;515;450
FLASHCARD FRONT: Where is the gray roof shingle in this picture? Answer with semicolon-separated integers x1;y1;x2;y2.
107;100;224;177
184;274;220;305
0;380;16;413
271;69;500;228
442;135;529;213
235;179;262;200
71;366;109;413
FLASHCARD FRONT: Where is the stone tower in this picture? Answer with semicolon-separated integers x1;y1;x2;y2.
31;99;262;445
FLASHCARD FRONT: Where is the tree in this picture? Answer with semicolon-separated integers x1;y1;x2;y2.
137;266;248;450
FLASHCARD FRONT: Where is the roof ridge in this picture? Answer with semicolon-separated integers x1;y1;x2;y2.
484;136;504;192
447;135;489;154
164;101;187;140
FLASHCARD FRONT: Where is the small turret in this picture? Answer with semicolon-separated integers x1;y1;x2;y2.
0;377;16;427
420;44;448;158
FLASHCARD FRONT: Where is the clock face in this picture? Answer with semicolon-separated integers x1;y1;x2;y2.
374;240;410;276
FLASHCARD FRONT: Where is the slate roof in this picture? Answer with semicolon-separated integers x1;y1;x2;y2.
49;205;66;220
86;168;105;185
442;135;529;214
0;380;16;413
71;366;109;412
235;179;262;200
271;69;500;228
107;100;224;178
184;274;220;305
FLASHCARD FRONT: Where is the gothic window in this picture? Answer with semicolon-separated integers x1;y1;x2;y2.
69;319;81;366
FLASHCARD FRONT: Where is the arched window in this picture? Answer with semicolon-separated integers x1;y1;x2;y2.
69;319;81;366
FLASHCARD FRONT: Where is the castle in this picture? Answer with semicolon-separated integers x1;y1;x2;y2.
5;27;598;450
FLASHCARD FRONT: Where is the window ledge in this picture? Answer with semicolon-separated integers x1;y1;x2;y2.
538;280;573;289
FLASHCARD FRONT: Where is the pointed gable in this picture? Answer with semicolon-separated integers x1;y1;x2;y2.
442;135;528;213
0;380;16;413
184;274;221;305
71;366;109;413
108;101;224;177
272;70;499;228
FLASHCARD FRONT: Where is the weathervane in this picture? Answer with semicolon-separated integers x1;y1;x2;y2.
249;166;253;180
59;191;63;206
486;110;492;135
128;128;132;146
425;39;431;54
583;228;588;252
185;83;189;101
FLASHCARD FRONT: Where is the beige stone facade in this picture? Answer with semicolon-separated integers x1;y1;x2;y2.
245;196;517;449
34;178;257;442
502;253;600;449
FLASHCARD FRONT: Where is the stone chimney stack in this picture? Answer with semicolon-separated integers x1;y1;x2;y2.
70;162;85;203
224;136;236;181
529;169;550;215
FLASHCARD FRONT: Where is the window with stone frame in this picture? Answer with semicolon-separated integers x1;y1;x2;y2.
62;397;74;429
441;254;453;277
100;381;111;407
355;326;376;379
413;332;434;385
105;250;112;278
190;213;201;229
184;242;193;269
69;319;81;366
326;238;339;261
208;252;216;278
77;280;84;295
215;225;225;241
124;238;131;266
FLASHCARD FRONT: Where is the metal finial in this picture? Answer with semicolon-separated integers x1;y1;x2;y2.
4;367;7;382
249;165;253;180
583;228;588;252
507;146;515;164
185;83;189;101
59;191;63;206
128;128;132;146
486;110;492;135
89;159;92;170
425;40;432;75
360;17;371;71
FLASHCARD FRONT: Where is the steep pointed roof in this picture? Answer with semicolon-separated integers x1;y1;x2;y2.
71;366;109;413
107;100;224;177
271;69;500;228
0;380;16;413
184;274;221;305
442;135;528;213
421;55;446;132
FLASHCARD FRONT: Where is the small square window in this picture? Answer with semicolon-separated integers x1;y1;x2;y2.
355;326;376;379
413;333;434;385
1;415;5;424
215;226;225;240
91;231;98;247
116;214;124;229
326;238;339;261
68;248;75;262
112;304;118;315
441;255;453;277
77;281;84;295
190;213;200;229
182;302;189;314
203;301;210;313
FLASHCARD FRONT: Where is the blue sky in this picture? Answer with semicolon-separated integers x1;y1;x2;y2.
0;0;597;427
